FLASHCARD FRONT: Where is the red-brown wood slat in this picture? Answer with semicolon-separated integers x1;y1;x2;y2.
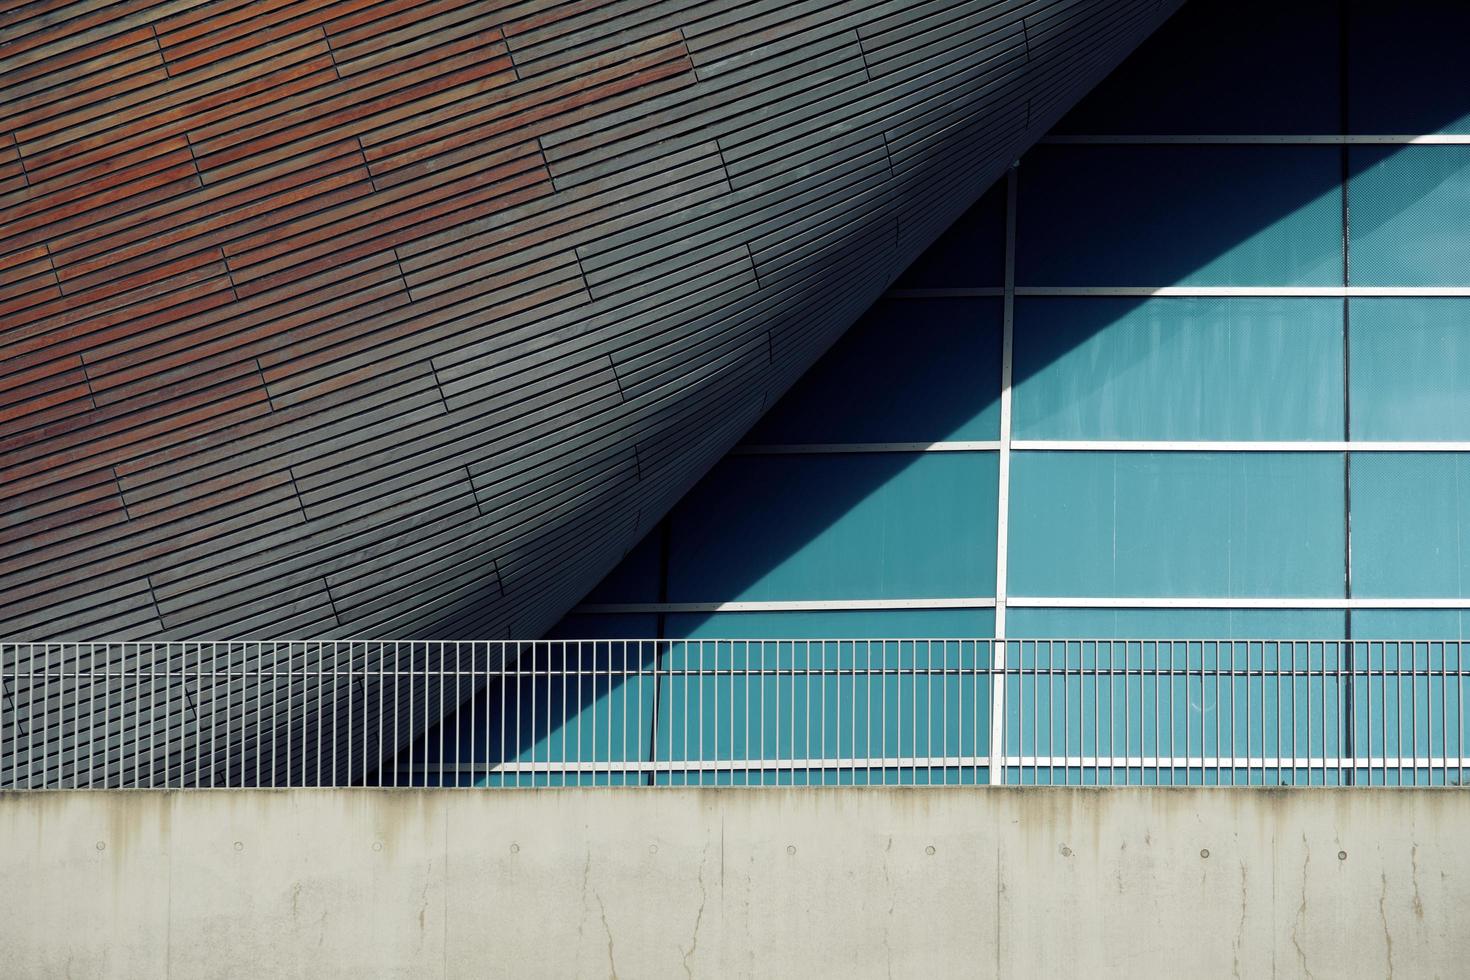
0;0;1180;661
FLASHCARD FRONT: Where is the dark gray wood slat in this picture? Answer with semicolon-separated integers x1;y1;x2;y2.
2;0;1181;786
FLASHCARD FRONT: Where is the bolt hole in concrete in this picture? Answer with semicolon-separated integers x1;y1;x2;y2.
510;843;520;854
1339;850;1348;861
786;845;797;855
1200;848;1211;859
649;843;658;854
926;845;936;856
95;841;105;851
1059;844;1073;857
233;841;244;851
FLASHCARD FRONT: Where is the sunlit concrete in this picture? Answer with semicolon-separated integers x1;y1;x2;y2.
2;788;1465;978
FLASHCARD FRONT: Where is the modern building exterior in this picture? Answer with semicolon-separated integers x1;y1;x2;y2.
9;6;1470;977
1;0;1183;788
6;0;1470;793
405;0;1470;787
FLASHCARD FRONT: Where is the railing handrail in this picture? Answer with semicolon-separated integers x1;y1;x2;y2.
5;638;1469;790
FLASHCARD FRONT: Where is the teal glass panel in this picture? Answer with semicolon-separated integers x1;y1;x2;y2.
651;638;992;786
1007;608;1347;640
1000;639;1348;786
1018;146;1343;286
668;452;998;602
1350;453;1470;598
548;614;659;640
745;299;1002;444
668;608;995;640
892;180;1006;288
1350;147;1470;285
1349;3;1470;134
1055;0;1340;135
577;532;662;604
1008;452;1345;598
1349;299;1470;438
1352;611;1470;641
1012;298;1344;440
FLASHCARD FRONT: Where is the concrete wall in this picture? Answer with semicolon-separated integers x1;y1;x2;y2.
2;788;1466;978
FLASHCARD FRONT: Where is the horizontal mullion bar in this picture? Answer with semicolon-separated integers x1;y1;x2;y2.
1042;134;1470;144
723;441;1470;455
885;287;1005;298
887;287;1470;298
732;441;1001;454
406;756;991;775
1015;286;1470;297
573;598;998;613
1004;757;1470;769
1012;440;1470;452
402;756;1469;777
574;596;1470;613
1007;597;1470;609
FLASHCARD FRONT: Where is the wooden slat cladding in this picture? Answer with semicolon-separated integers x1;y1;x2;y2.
0;0;1182;644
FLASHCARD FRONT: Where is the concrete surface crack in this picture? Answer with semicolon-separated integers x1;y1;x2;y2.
596;890;619;979
1291;835;1312;979
1379;873;1395;978
578;850;592;951
1410;844;1424;919
1233;860;1246;980
681;842;710;977
882;836;895;980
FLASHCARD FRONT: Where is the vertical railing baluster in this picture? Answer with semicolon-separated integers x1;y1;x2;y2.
1441;640;1450;785
441;643;449;789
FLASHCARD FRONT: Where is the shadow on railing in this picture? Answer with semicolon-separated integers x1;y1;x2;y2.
3;640;1467;788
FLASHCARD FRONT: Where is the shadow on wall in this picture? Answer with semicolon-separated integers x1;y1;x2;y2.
650;0;1470;630
393;0;1470;781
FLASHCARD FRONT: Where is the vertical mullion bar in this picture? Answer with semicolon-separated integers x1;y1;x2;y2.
442;644;450;789
989;164;1018;780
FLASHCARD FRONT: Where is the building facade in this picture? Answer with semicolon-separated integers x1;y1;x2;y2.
408;0;1470;787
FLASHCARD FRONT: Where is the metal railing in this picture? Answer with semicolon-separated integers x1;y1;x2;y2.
3;640;1468;788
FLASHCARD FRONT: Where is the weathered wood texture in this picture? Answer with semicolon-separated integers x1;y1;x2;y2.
1;0;1180;642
